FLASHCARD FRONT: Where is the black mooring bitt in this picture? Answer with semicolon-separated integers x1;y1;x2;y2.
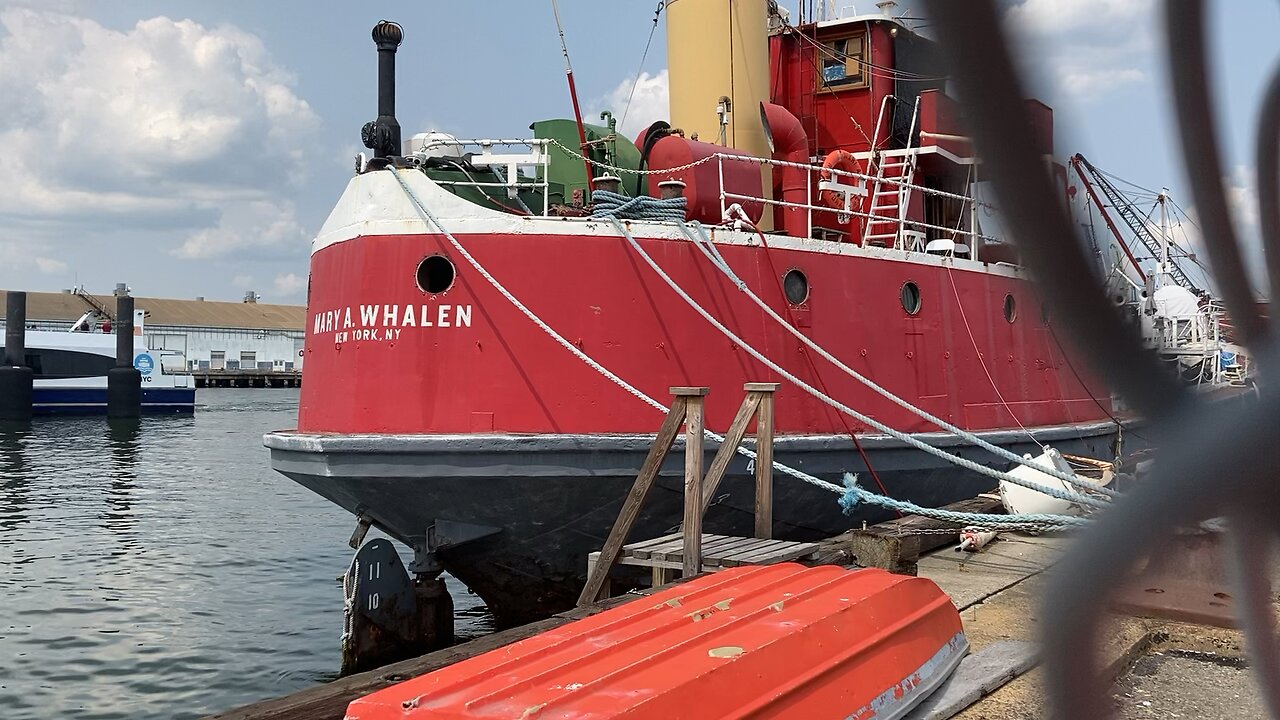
0;291;33;422
107;294;140;419
341;537;454;676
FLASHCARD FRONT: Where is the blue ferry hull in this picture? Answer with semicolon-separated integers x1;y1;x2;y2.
32;387;196;415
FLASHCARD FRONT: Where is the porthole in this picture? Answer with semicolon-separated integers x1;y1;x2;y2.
1003;294;1017;323
416;255;456;294
900;281;921;315
783;268;809;305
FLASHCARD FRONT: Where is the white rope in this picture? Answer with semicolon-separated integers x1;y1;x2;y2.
612;217;1109;510
384;167;1089;529
678;224;1115;500
384;167;844;498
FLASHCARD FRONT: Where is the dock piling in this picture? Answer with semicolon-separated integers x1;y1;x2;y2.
0;291;33;421
107;294;141;419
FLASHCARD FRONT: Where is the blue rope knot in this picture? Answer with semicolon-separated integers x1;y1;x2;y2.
838;472;864;515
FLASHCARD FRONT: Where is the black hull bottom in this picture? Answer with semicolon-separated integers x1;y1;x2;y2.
267;423;1123;626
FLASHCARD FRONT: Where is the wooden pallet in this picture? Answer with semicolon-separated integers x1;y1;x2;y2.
588;532;820;589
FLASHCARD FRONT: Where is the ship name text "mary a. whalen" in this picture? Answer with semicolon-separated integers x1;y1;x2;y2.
313;303;474;343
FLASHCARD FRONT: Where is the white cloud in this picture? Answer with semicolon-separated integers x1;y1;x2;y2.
271;272;306;299
0;8;318;259
595;69;669;139
1005;0;1150;34
0;242;70;277
1004;0;1154;104
1060;68;1145;99
34;257;68;274
1152;166;1263;294
173;199;308;260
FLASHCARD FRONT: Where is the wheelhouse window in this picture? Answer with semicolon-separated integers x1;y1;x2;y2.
819;34;867;90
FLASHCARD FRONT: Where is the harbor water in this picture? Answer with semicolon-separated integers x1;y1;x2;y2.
0;389;492;719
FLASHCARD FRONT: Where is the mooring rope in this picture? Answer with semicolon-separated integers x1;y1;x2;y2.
611;217;1108;510
590;190;687;221
678;220;1117;499
839;474;1087;529
384;167;1088;529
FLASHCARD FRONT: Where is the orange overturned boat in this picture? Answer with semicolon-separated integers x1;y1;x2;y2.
344;564;966;720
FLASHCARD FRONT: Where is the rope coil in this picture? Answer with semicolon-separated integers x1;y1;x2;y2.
590;190;687;221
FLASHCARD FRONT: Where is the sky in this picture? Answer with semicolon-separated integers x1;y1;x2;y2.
0;0;1275;303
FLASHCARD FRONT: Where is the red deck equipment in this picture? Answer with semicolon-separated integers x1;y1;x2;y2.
345;563;966;719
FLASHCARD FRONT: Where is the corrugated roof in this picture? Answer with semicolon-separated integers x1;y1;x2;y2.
0;290;305;331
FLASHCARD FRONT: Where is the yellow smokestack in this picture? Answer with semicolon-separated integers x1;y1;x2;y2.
667;0;773;228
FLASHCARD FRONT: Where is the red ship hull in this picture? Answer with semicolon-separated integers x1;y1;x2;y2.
298;228;1110;436
267;170;1124;624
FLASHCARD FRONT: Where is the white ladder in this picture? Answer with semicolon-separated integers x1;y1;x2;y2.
862;98;922;248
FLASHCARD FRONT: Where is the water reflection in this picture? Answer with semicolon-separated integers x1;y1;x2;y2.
0;422;30;532
101;418;141;551
0;390;490;720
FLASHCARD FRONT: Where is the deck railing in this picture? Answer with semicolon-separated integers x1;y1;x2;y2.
417;137;993;259
713;151;995;252
406;137;552;216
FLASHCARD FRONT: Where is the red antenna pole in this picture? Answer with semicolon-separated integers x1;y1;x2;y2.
551;0;594;202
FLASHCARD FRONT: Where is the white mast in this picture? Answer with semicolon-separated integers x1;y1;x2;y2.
1158;188;1171;287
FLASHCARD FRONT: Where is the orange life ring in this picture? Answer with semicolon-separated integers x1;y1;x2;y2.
819;150;859;209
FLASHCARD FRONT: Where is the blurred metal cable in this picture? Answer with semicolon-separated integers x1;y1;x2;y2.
924;1;1280;717
1256;64;1280;304
923;0;1184;421
1167;0;1267;346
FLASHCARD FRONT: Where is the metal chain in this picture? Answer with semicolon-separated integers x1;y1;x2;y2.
547;137;717;175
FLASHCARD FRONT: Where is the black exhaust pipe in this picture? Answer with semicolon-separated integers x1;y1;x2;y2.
361;20;404;161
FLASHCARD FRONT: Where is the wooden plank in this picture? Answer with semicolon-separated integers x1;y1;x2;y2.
702;535;760;555
686;534;744;558
717;541;817;567
628;535;685;560
621;534;684;554
698;536;764;562
682;395;705;578
733;539;818;561
754;542;820;563
838;494;1004;574
699;393;761;511
709;538;783;566
709;537;783;561
753;385;776;539
576;397;687;606
903;640;1038;720
648;534;738;564
207;592;651;720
